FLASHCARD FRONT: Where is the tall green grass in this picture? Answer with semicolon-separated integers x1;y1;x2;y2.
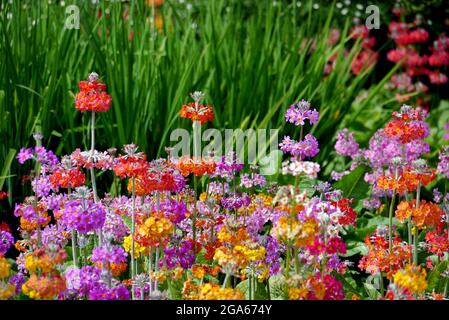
0;0;396;198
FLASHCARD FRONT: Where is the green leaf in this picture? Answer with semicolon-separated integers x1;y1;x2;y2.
427;261;449;292
333;165;370;206
236;278;269;300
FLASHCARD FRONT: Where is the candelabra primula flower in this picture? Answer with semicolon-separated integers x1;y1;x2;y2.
281;158;320;178
135;214;173;247
179;100;214;124
395;200;444;230
424;229;449;258
182;279;243;300
70;148;116;170
393;264;427;294
359;232;412;279
271;216;318;248
60;199;107;234
284;99;319;126
384;105;429;144
75;73;112;112
14;201;51;231
0;230;13;255
175;156;217;177
22;274;66;300
25;248;67;274
49;167;86;190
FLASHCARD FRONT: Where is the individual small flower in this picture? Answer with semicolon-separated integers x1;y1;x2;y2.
75;73;112;112
284;99;319;126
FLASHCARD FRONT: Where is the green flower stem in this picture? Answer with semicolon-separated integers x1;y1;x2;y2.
193;175;198;256
413;182;421;265
131;176;136;300
388;192;396;252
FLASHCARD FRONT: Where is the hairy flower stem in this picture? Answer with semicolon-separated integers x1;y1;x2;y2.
154;247;160;291
71;230;78;268
222;272;231;289
193;175;198;256
388;193;396;252
131;176;136;300
148;248;153;292
414;182;421;265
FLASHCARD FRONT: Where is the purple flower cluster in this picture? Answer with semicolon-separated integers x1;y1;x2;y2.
152;199;187;224
61;200;106;234
285;99;319;126
0;229;14;255
335;128;359;158
64;266;102;298
91;245;128;265
102;212;130;242
211;153;244;181
163;239;195;269
14;203;49;225
437;146;449;178
9;273;26;295
88;284;130;300
240;173;266;189
31;176;53;198
279;134;320;160
39;224;68;248
221;193;251;210
17;146;59;169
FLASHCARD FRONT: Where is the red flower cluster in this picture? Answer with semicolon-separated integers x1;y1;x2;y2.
332;198;357;226
176;156;216;177
425;229;449;258
396;200;444;231
49;168;86;190
0;192;8;200
359;232;412;279
75;74;112;112
384;107;428;144
350;25;378;75
387;15;449;91
179;102;214;124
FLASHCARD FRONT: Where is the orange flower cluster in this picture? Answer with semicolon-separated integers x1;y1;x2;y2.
377;168;435;194
75;79;112;113
25;248;67;274
395;200;444;230
179;102;214;124
22;274;66;300
135;213;173;247
176;156;216;177
271;216;318;248
182;279;243;300
114;156;149;179
95;262;128;277
49;168;86;189
359;233;412;279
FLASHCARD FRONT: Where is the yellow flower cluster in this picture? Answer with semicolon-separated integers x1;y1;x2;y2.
123;235;149;258
0;282;15;300
24;249;66;274
393;264;427;293
234;245;266;262
138;216;173;240
182;279;243;300
288;287;308;300
271;216;318;248
0;256;11;279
